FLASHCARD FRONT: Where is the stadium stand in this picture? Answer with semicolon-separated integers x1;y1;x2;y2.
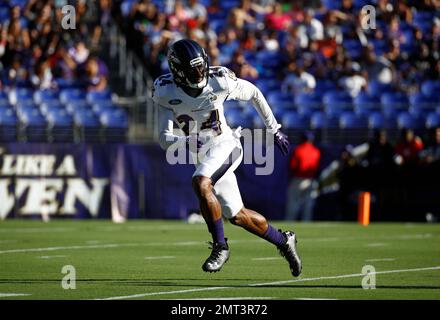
0;0;128;143
117;0;439;145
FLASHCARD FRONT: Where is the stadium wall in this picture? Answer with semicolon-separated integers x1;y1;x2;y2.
0;143;438;221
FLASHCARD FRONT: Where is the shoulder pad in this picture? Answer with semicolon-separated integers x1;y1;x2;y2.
152;73;173;100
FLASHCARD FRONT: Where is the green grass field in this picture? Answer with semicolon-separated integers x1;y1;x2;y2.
0;220;439;300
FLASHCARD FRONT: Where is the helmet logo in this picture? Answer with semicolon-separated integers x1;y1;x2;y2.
190;57;204;67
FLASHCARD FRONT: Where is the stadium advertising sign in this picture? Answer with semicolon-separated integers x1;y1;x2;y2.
0;145;109;219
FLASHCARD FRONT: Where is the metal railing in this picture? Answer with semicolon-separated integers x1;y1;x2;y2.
105;21;157;143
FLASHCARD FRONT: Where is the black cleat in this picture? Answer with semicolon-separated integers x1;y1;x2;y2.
202;239;230;273
278;231;302;277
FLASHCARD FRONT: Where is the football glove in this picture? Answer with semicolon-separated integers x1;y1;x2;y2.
274;130;290;155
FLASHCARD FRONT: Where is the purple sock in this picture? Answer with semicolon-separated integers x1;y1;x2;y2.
210;218;226;245
263;225;285;247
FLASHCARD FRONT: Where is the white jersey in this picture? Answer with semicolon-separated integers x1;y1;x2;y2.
152;66;281;150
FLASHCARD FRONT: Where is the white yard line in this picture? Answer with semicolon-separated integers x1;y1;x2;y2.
0;227;74;233
0;232;435;254
0;293;32;298
37;255;67;259
296;298;339;300
95;265;440;300
167;297;276;300
0;243;140;254
365;258;396;262
0;239;267;255
365;243;389;247
144;256;175;260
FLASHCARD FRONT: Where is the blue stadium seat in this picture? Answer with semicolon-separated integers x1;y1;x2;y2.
0;109;18;142
92;101;118;115
426;113;440;129
315;80;337;94
397;112;424;130
60;89;86;105
0;7;10;23
34;90;60;105
323;91;353;109
40;101;65;116
9;88;33;104
252;115;265;129
381;92;409;108
325;105;352;118
100;109;129;142
368;112;386;129
267;91;295;109
225;108;252;128
295;92;323;109
19;109;47;142
16;101;39;117
339;112;368;128
254;79;281;95
86;90;112;105
255;51;282;68
354;92;381;116
421;80;440;96
0;100;13;111
322;0;342;10
54;78;82;89
297;104;321;117
65;100;92;114
46;109;74;142
368;80;395;96
310;112;339;129
282;111;309;130
410;93;439;108
74;110;101;142
271;105;294;119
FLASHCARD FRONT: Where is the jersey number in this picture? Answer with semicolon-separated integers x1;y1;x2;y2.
176;110;222;136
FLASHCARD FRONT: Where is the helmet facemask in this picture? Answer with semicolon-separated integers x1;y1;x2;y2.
167;44;209;89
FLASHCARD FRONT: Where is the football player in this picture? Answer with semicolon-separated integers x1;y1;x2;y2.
152;39;301;276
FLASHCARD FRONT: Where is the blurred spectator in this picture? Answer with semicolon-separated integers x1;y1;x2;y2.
394;129;424;166
366;129;395;170
285;131;321;221
265;3;292;31
185;0;207;23
338;61;367;97
84;56;109;91
282;60;316;94
361;48;393;84
297;9;324;48
420;127;440;164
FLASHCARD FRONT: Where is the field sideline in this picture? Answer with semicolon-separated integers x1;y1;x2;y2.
0;220;439;300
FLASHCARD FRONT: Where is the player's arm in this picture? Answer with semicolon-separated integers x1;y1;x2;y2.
227;75;281;134
152;79;186;150
224;69;290;155
157;105;186;150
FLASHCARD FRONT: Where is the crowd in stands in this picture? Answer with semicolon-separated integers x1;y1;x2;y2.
122;0;439;93
0;0;112;91
121;0;440;143
0;0;128;143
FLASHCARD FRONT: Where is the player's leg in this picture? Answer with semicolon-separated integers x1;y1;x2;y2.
229;207;302;277
191;138;242;272
215;173;302;277
192;175;225;245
